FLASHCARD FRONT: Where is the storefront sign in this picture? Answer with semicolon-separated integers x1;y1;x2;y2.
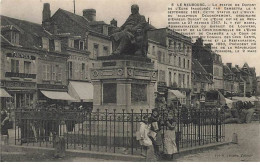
6;52;36;60
5;72;36;79
37;84;67;90
3;81;36;89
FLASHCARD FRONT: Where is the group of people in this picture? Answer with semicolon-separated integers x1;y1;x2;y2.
137;108;178;161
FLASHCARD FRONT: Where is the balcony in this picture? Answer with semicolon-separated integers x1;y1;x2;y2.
5;72;36;79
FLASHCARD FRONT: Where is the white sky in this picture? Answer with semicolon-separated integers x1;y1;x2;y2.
1;0;260;76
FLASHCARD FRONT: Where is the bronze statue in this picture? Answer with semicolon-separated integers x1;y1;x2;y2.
110;4;149;57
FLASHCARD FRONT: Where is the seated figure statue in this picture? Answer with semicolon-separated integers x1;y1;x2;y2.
110;4;148;57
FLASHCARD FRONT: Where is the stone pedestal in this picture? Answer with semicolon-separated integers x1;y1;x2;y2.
91;55;157;113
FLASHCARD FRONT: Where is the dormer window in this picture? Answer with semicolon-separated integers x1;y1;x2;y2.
68;38;74;48
54;40;61;52
103;25;108;35
74;40;84;50
11;31;20;45
42;37;49;50
79;41;84;50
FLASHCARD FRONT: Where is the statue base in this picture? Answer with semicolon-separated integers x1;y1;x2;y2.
91;55;157;113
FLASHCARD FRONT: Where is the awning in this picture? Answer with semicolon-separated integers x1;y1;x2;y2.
168;90;185;99
0;88;12;98
68;81;93;102
41;90;76;101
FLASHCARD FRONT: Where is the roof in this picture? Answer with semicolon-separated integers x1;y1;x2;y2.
51;9;110;39
1;15;53;49
55;8;90;30
192;59;213;83
223;65;233;75
192;59;208;74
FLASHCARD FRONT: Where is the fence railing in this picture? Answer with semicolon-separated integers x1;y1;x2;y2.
13;108;225;156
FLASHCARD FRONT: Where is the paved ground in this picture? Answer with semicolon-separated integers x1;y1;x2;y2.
175;122;260;162
1;122;259;162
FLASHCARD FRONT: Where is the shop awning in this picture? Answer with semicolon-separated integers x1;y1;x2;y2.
0;88;11;98
68;81;93;102
168;90;185;99
41;90;76;101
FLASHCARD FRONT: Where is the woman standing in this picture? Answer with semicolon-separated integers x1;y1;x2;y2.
163;112;178;160
148;108;163;159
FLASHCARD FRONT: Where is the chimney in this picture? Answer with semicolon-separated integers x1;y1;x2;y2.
110;19;117;27
195;38;203;46
235;65;239;68
42;3;51;23
83;9;96;21
227;63;232;69
205;44;212;50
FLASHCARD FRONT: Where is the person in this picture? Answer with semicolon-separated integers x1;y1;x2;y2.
1;109;9;137
111;4;147;55
148;108;163;159
136;115;155;161
163;113;178;160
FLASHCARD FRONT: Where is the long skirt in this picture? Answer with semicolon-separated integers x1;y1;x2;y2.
163;130;177;154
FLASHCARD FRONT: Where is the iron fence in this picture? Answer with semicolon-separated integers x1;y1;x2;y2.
13;107;225;156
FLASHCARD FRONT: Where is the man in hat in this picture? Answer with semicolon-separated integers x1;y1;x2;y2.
111;4;147;56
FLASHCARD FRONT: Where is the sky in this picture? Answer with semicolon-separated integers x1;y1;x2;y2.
1;0;260;76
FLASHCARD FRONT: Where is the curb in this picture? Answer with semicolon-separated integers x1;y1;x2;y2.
175;141;232;159
2;141;232;162
1;144;146;162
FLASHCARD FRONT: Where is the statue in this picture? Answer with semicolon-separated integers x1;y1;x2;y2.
110;4;149;57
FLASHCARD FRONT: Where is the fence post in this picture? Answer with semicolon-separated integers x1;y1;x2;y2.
131;109;134;155
89;112;92;151
216;108;219;142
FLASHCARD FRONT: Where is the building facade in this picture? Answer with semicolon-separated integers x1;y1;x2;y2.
191;58;213;103
192;38;224;93
0;15;69;112
148;28;192;105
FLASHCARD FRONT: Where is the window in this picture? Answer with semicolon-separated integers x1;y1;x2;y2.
159;70;166;82
43;64;51;80
79;41;84;50
103;83;117;103
131;84;147;104
178;74;181;87
152;46;155;55
81;63;85;80
162;52;165;63
158;51;162;62
93;44;99;58
42;37;49;50
54;40;61;52
103;46;109;56
183;74;185;87
174;42;176;50
11;32;19;45
178;57;181;67
24;61;31;74
178;43;181;51
187;60;190;69
68;39;74;48
169;71;172;86
174;56;176;66
187;75;190;87
103;25;108;35
173;72;176;83
52;65;56;80
183;58;186;68
57;65;62;81
11;59;19;73
68;61;73;79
